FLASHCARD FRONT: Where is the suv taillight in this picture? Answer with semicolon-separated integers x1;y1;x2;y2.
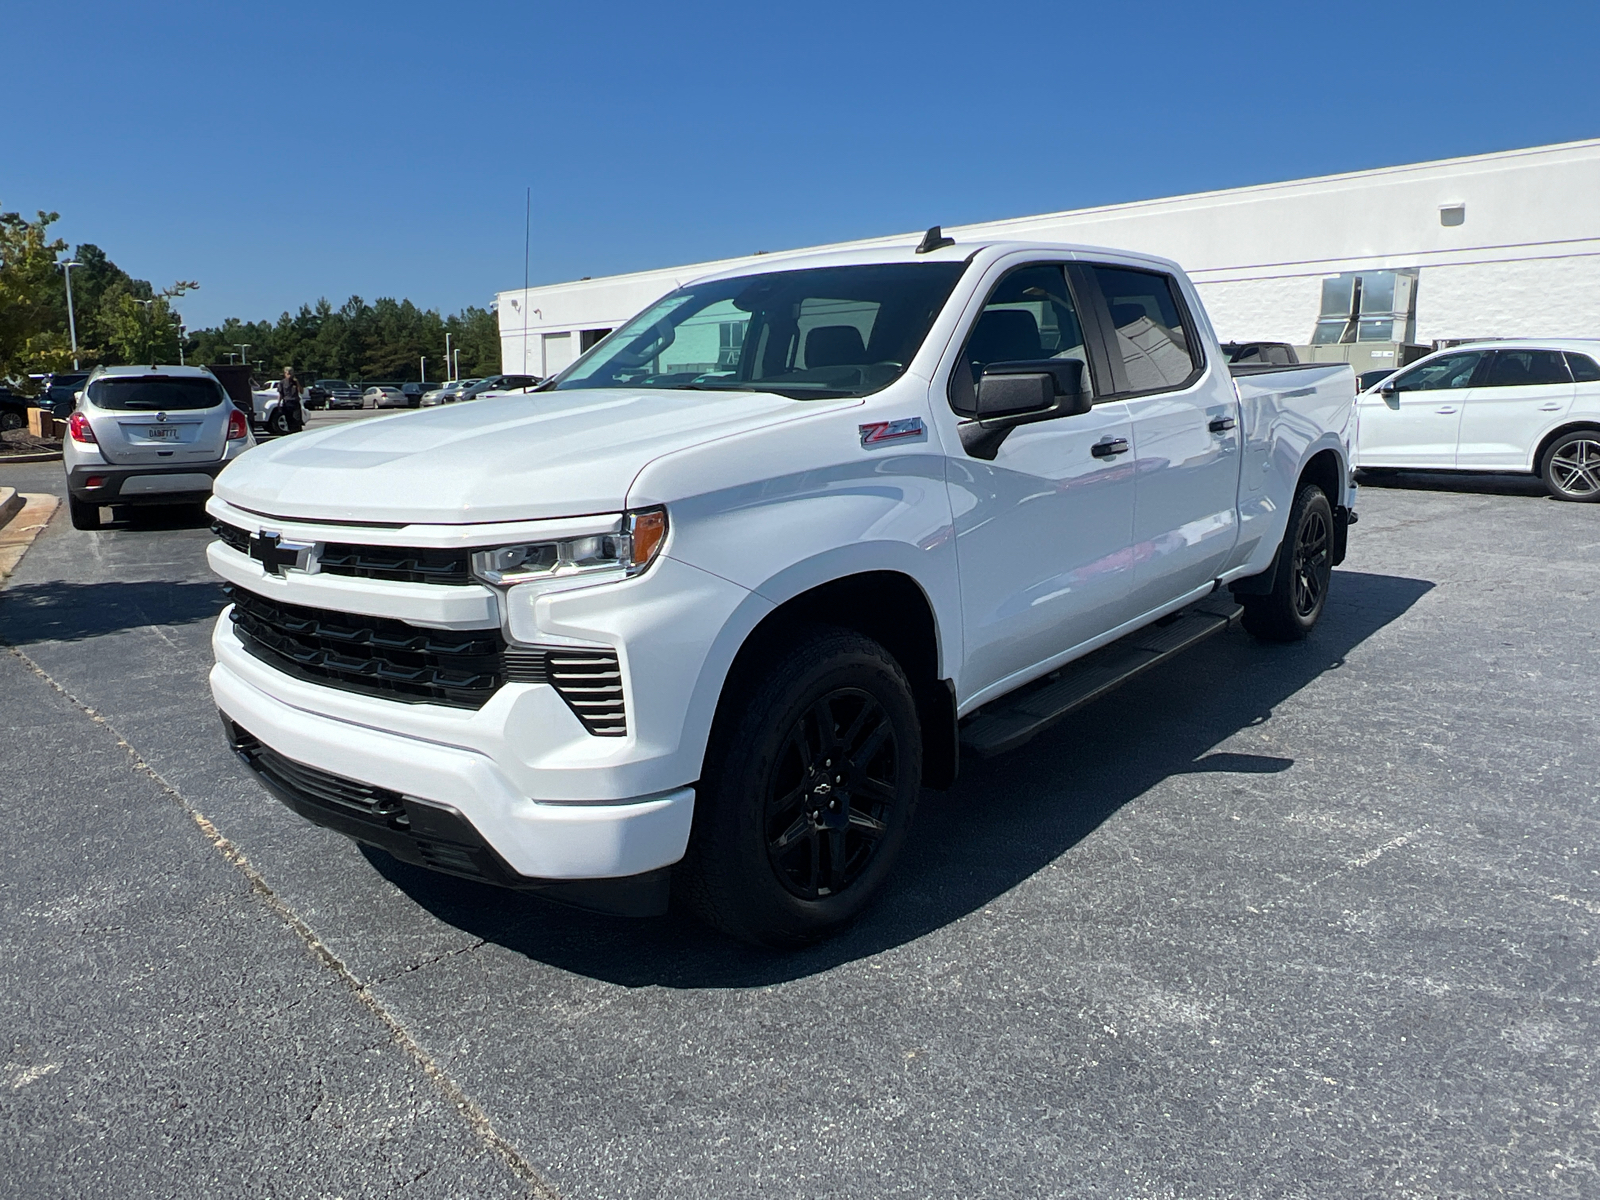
68;411;96;443
227;409;249;440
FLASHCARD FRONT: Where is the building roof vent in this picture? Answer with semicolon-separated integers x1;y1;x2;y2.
1440;203;1466;227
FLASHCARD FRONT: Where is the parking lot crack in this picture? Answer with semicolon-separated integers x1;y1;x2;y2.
3;642;562;1200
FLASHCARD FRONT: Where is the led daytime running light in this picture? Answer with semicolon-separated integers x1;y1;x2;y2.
471;508;667;586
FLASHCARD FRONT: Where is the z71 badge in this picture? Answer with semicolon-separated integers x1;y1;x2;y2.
858;417;926;448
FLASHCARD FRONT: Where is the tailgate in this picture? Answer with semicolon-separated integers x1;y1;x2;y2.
97;410;229;465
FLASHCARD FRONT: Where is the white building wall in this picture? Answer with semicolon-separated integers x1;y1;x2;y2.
499;138;1600;369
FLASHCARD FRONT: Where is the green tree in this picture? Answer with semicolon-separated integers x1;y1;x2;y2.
0;207;73;388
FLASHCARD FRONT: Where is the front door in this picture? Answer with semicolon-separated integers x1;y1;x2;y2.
946;262;1138;704
1081;263;1242;613
1457;348;1574;468
1355;350;1486;468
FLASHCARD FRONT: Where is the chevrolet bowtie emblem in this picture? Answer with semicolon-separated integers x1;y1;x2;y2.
249;532;314;576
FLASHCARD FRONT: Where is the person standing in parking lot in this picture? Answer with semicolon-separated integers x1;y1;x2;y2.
279;368;305;432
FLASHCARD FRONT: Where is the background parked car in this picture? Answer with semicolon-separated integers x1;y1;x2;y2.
39;372;91;418
419;379;479;407
456;374;538;402
1352;339;1600;501
313;379;363;409
363;385;408;409
1218;342;1299;366
62;365;254;529
0;386;31;431
400;382;433;407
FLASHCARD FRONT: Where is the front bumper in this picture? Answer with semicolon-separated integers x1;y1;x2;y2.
210;647;696;884
223;716;674;915
67;458;229;504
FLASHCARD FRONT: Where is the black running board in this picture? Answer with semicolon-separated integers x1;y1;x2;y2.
959;592;1243;758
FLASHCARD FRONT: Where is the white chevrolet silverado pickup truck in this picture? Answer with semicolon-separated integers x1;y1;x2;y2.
205;232;1357;945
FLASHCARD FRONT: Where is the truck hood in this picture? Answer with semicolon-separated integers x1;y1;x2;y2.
214;387;852;524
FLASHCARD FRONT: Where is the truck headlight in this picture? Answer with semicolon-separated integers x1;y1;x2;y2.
471;508;667;585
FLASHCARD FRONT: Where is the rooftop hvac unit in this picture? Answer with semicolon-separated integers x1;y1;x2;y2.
1310;269;1418;346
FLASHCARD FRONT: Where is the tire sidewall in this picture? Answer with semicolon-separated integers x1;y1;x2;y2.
694;631;922;943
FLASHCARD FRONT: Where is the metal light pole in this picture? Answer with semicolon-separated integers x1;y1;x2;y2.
420;356;426;383
452;347;461;379
445;332;453;381
58;260;82;369
177;325;186;366
235;344;251;375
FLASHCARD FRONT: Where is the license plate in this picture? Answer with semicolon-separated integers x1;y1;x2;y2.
145;426;180;440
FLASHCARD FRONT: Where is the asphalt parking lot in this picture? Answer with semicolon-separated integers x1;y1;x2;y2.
1;449;1596;1199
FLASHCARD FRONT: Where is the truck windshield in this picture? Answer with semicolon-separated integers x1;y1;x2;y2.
550;262;968;399
86;377;227;411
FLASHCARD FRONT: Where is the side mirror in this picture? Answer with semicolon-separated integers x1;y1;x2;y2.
960;359;1092;459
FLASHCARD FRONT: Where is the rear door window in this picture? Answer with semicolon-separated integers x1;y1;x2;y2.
1085;265;1200;394
1483;349;1571;387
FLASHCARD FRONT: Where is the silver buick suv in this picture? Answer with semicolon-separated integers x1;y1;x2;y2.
62;365;255;530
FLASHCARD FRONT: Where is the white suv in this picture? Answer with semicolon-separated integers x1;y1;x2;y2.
63;365;255;530
1353;339;1600;500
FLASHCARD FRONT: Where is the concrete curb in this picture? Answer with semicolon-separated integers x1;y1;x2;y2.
0;487;21;531
0;493;61;584
0;451;65;464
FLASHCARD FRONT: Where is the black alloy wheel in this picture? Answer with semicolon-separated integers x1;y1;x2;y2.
764;688;898;901
1240;483;1334;642
680;627;922;946
1291;503;1331;620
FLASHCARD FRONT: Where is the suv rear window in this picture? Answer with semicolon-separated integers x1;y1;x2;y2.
86;377;227;411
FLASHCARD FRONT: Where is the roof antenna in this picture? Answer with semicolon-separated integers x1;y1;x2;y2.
916;225;955;254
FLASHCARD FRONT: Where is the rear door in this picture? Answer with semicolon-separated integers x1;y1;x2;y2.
946;261;1139;700
1354;351;1485;467
1457;349;1574;468
1077;261;1241;612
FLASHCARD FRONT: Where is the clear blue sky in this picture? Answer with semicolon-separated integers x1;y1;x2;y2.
8;0;1597;328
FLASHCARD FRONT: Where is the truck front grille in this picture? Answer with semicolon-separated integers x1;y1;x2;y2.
213;519;473;585
226;584;505;709
224;585;626;733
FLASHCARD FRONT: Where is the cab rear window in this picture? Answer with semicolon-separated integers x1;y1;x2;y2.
86;377;227;411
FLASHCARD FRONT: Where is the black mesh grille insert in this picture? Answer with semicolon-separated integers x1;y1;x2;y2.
318;543;472;585
226;584;505;709
240;730;409;827
212;519;251;555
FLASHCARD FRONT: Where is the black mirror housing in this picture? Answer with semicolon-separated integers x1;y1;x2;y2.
960;359;1092;459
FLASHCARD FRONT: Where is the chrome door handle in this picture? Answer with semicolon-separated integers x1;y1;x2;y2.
1208;416;1236;432
1091;437;1130;458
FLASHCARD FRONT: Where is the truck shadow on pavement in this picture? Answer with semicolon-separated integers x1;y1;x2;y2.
0;580;228;643
366;568;1435;988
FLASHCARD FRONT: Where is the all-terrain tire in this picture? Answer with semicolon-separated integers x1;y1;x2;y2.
1240;483;1333;642
68;494;101;531
1540;430;1600;502
678;626;923;947
267;409;291;436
